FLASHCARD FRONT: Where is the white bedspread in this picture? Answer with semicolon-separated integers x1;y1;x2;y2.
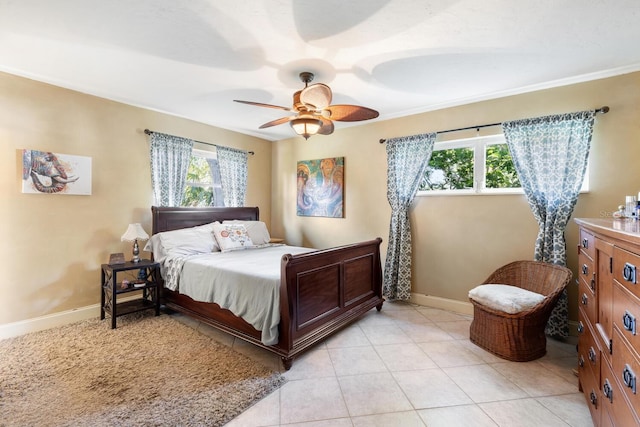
172;245;312;345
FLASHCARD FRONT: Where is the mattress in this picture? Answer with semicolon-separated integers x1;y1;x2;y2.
168;245;312;345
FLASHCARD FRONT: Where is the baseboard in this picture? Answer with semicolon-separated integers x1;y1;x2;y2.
409;293;474;316
0;295;144;340
0;305;100;340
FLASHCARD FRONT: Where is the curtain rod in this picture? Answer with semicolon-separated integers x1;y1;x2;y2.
378;106;610;144
144;129;255;155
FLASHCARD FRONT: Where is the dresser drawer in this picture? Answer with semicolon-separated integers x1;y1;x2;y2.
614;246;640;300
580;228;596;260
579;249;597;297
613;281;640;356
579;341;601;425
578;308;601;383
601;355;640;427
579;276;598;328
601;406;615;427
612;327;640;417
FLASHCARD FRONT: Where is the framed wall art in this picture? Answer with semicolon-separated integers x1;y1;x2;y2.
22;149;92;195
296;157;344;218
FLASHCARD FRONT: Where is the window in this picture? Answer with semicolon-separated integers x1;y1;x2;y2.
419;135;518;194
484;142;521;190
421;145;475;191
182;149;224;207
418;134;589;195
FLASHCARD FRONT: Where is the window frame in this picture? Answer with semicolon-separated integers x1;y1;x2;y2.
417;134;589;197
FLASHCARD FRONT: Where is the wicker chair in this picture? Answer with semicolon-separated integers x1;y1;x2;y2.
468;260;572;362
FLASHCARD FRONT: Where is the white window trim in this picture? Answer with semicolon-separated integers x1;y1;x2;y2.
417;134;589;197
192;147;217;160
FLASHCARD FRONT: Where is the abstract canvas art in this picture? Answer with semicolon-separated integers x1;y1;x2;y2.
296;157;344;217
22;149;92;195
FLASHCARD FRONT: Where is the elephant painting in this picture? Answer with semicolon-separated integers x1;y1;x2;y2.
22;150;82;194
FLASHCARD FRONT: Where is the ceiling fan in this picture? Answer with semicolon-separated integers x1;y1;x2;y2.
234;72;379;139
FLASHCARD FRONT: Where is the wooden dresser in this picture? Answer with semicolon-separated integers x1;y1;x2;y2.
575;218;640;426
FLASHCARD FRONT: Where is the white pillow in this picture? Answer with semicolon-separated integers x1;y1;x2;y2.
222;220;271;245
468;284;546;314
213;222;254;252
143;222;219;263
144;234;167;261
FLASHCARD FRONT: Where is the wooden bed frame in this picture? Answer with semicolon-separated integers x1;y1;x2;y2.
151;206;384;369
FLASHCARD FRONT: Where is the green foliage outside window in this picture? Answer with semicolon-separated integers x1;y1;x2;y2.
419;142;520;192
420;147;474;190
182;156;213;207
485;143;520;188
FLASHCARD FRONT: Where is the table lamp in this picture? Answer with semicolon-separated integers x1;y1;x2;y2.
121;223;149;263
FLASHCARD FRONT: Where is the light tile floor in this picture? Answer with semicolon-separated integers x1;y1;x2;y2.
176;302;593;427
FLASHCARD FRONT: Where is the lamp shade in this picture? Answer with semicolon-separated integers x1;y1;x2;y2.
290;117;322;140
121;223;149;242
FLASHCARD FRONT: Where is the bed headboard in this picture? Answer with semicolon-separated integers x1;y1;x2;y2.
151;206;260;234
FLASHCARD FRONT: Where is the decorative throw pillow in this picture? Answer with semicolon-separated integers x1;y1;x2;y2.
222;220;271;245
212;223;254;252
468;284;546;314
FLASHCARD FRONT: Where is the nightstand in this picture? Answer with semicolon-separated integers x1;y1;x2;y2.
100;259;160;329
269;238;285;244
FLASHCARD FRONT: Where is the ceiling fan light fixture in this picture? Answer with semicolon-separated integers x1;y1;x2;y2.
235;71;377;137
290;117;322;140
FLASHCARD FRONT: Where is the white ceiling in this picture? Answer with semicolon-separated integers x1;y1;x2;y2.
1;0;639;141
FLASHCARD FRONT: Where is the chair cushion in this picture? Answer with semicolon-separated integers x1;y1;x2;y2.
468;284;546;314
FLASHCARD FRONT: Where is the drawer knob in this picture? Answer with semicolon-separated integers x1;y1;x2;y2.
581;293;589;306
588;347;597;364
589;390;598;406
623;310;637;335
577;321;584;334
582;264;589;275
582;238;589;249
603;379;613;402
623;364;637;394
579;355;585;367
623;262;637;284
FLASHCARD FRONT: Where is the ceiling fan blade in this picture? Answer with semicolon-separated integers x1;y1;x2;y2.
300;83;332;110
326;105;379;122
318;117;334;135
259;116;292;129
234;100;292;111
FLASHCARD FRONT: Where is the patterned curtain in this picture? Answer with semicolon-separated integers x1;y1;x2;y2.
149;132;194;207
503;110;595;338
216;145;248;207
205;157;225;207
384;133;436;300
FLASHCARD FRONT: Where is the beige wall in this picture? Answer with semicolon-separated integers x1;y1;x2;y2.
0;71;272;325
272;72;640;322
2;70;639;328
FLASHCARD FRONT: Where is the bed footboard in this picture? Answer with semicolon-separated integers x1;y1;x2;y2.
278;238;384;363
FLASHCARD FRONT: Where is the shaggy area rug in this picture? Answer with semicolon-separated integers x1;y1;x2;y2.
0;313;285;426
